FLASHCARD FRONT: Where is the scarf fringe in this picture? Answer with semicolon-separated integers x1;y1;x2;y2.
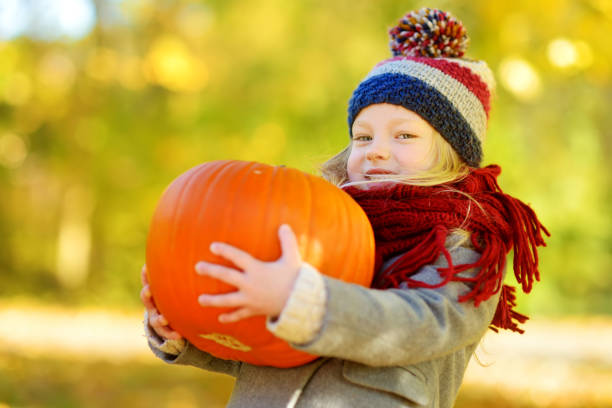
489;285;528;334
350;165;549;334
473;167;550;295
456;166;549;333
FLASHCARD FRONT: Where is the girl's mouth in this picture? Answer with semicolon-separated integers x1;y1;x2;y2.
364;169;395;179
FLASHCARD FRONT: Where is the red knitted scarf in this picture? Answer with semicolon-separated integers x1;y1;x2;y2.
343;165;549;333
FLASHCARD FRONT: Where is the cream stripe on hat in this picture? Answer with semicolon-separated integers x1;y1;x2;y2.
364;60;487;141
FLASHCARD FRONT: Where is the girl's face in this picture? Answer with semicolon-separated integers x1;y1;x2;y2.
347;103;438;185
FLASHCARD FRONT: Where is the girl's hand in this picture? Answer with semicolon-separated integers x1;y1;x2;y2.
195;224;302;323
140;265;183;341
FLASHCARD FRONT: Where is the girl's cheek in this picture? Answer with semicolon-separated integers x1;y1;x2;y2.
346;152;357;167
346;159;361;182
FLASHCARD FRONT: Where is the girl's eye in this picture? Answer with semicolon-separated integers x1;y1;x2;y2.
397;133;416;139
353;135;372;142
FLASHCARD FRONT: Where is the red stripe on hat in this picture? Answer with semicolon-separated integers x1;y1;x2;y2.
377;56;491;118
415;57;491;117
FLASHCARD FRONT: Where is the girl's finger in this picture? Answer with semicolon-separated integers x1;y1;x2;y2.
149;311;176;338
153;323;183;340
218;307;255;323
195;261;244;288
148;310;183;341
278;224;301;264
198;292;244;308
209;242;256;270
140;285;156;310
141;264;149;286
166;330;183;341
148;308;159;321
156;314;168;326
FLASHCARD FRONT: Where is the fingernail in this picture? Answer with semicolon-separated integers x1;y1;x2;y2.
159;315;168;325
209;243;219;254
198;294;209;305
194;262;205;274
145;288;151;297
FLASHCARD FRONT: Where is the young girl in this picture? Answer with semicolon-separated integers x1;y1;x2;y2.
142;8;548;408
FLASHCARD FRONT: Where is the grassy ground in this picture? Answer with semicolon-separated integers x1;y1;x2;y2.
0;353;234;408
2;352;611;408
1;303;611;407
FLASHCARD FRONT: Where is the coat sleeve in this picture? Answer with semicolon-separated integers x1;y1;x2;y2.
287;244;501;367
146;320;241;377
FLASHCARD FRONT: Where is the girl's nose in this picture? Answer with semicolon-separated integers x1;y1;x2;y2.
366;144;390;161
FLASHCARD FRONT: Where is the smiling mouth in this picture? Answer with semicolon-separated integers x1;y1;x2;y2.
364;170;396;180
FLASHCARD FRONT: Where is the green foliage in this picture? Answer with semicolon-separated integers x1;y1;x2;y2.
0;0;610;313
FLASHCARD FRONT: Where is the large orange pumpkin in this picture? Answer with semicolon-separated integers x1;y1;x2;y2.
146;160;375;367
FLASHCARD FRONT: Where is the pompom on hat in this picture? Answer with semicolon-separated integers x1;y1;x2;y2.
347;8;495;167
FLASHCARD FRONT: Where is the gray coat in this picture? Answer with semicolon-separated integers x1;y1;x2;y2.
150;242;500;408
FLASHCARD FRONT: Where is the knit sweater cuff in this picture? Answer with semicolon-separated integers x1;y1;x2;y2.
144;310;186;355
266;262;326;345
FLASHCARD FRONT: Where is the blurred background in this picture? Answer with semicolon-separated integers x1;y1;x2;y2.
0;0;611;407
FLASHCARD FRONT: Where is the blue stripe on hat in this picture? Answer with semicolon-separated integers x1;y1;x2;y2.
347;73;482;167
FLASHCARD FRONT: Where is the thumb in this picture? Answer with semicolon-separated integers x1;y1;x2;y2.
278;224;301;264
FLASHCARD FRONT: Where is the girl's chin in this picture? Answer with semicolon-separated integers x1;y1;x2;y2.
356;180;398;190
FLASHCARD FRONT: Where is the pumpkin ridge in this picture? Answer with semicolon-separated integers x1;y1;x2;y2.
336;184;353;280
252;163;277;264
220;162;267;358
302;170;314;263
191;162;231;330
211;160;249;269
165;166;202;324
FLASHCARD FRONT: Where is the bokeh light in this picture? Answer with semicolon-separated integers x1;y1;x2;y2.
0;0;97;41
0;132;28;169
37;52;77;92
547;38;594;70
548;38;579;68
145;35;209;93
86;48;119;83
2;72;32;106
498;57;542;100
0;0;29;40
56;186;95;289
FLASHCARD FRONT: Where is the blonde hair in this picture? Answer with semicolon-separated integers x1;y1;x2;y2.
320;130;471;188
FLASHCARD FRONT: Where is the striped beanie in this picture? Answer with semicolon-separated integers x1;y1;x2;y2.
347;8;495;167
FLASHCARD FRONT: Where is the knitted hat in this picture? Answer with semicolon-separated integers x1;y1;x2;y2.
347;8;495;167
